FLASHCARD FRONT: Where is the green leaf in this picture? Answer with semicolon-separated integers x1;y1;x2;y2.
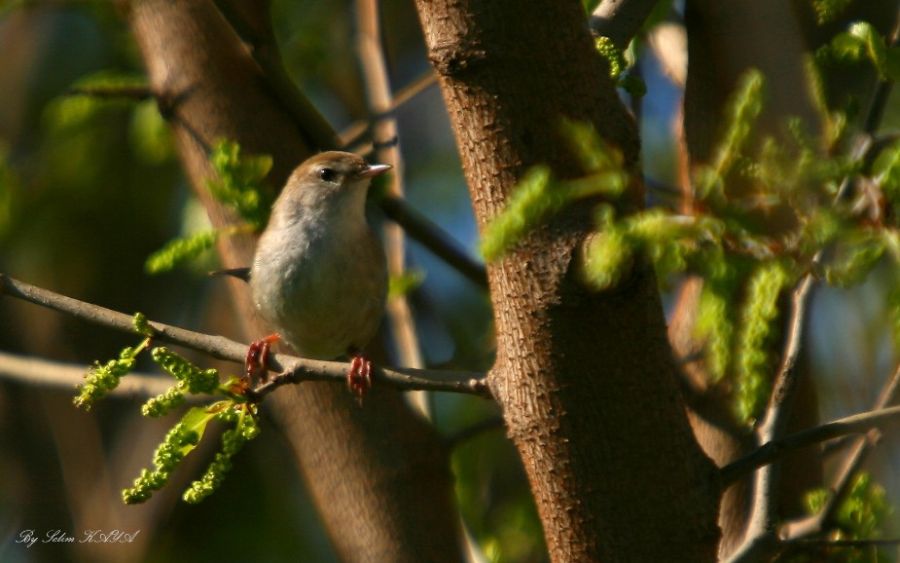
560;119;627;176
144;229;218;274
178;406;218;457
848;22;888;79
44;71;149;132
388;270;426;299
580;226;633;290
480;166;553;261
130;99;173;164
207;139;274;229
810;0;853;24
823;230;886;288
582;0;601;14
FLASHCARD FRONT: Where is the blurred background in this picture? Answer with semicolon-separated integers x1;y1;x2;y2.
0;1;898;562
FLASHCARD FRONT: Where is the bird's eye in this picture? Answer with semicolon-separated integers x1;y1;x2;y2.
318;167;338;183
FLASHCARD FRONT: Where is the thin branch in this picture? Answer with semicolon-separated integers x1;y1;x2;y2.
783;537;900;548
721;404;900;486
725;15;900;559
64;85;154;100
0;350;182;398
355;0;425;377
590;0;661;48
213;1;486;292
723;275;818;562
862;17;900;136
213;0;339;150
0;274;491;398
444;416;505;448
340;70;438;149
781;362;900;540
380;196;488;288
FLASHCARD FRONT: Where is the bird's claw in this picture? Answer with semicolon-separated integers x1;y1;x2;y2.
347;355;372;405
245;333;280;383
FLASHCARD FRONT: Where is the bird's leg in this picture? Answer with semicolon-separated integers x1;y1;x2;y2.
245;333;280;383
346;349;373;404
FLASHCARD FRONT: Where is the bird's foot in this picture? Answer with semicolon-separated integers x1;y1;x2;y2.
245;333;280;383
347;354;373;405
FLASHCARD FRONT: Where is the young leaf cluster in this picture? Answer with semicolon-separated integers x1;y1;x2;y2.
141;347;220;417
74;338;150;410
804;472;891;562
817;22;900;82
182;405;260;504
483;19;900;422
593;36;646;98
480;120;628;262
207;139;273;230
123;402;260;505
76;313;262;505
145;140;273;274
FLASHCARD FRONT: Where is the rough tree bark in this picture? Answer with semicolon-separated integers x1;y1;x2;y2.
413;1;721;561
125;1;463;561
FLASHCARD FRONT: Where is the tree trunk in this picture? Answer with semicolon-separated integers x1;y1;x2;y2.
126;1;463;560
413;1;721;560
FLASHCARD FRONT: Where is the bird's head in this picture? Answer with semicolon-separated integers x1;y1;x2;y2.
271;151;391;225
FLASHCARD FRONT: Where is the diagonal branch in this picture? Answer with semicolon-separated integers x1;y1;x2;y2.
781;362;900;539
212;0;487;290
725;18;900;559
721;403;900;485
340;70;438;149
0;273;490;398
355;0;425;376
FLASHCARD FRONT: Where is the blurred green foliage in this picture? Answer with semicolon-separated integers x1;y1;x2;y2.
802;472;892;562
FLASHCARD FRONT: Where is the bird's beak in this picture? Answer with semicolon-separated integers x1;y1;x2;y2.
356;163;392;180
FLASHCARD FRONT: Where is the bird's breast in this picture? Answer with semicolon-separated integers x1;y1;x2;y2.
249;220;387;359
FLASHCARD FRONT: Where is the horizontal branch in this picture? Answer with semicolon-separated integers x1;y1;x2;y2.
0;350;184;398
721;404;900;486
0;274;491;399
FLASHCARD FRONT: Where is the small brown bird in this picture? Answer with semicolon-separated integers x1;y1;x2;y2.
247;151;390;399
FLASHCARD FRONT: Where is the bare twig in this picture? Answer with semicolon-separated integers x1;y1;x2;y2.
340;70;438;149
783;537;900;548
213;0;339;149
724;274;818;562
781;363;900;540
590;0;661;48
0;350;179;398
721;404;900;485
0;274;491;398
212;0;486;292
379;196;488;288
444;416;505;448
65;85;154;100
355;0;424;376
725;16;900;560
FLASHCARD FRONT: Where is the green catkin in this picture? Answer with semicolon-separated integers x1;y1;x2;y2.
735;261;793;422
